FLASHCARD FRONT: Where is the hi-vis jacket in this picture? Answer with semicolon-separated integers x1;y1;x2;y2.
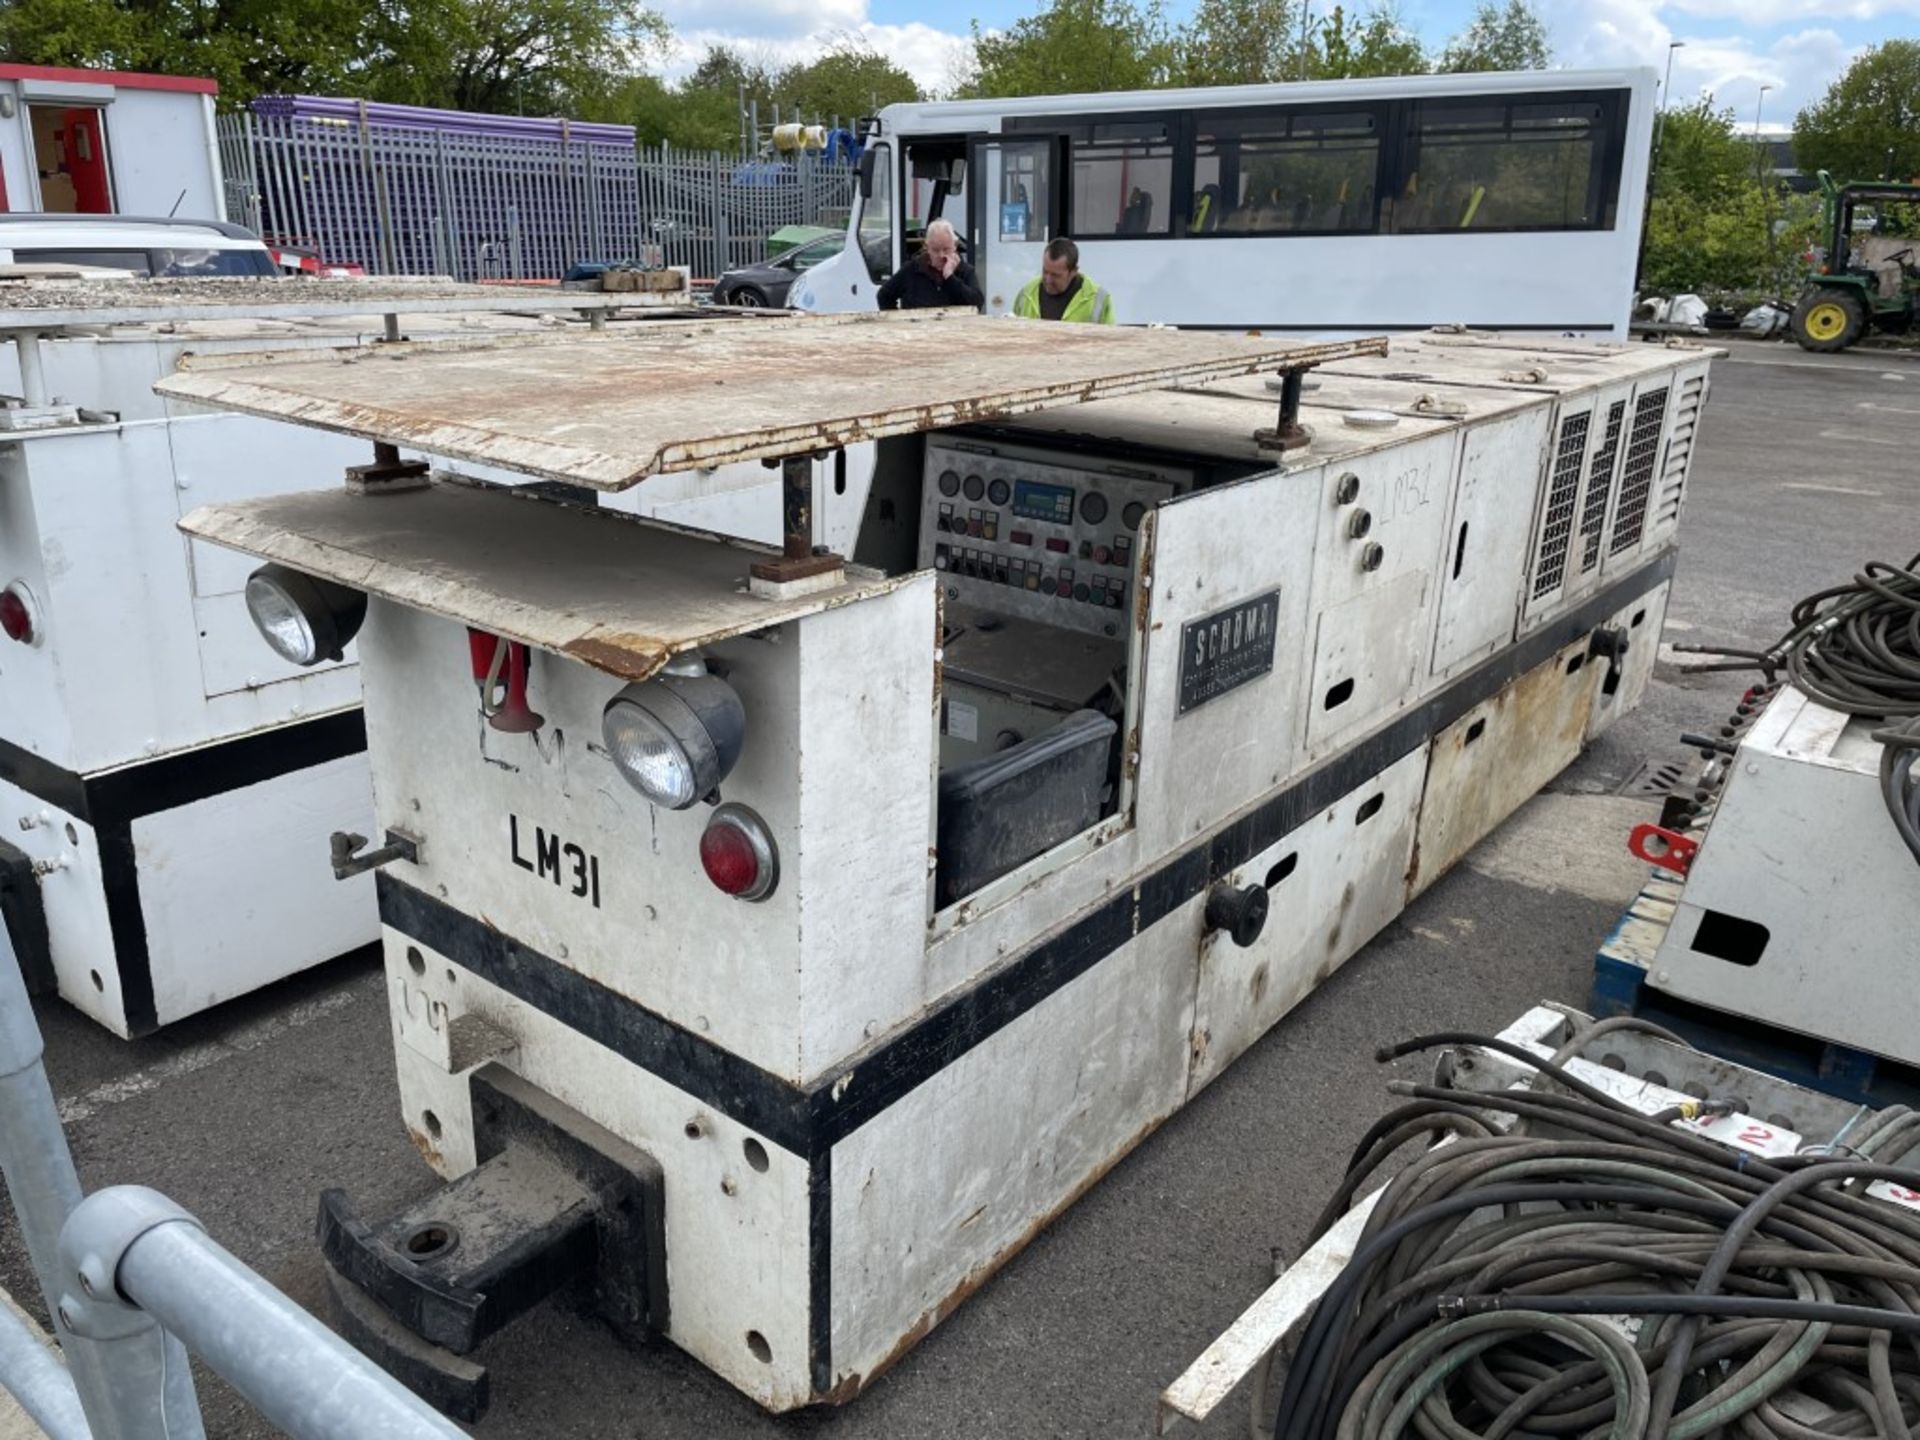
1012;275;1116;324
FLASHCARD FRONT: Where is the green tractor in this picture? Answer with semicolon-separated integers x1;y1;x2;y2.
1790;170;1920;352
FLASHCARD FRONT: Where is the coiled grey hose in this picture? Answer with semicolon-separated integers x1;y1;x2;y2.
1274;1032;1920;1440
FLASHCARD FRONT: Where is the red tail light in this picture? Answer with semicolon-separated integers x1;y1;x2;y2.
1;583;36;645
699;804;778;902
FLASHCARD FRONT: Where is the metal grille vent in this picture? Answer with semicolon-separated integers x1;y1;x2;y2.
1530;410;1591;599
1578;399;1627;575
1653;375;1707;528
1608;386;1670;556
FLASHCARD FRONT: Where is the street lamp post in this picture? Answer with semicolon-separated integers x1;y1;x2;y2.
1655;40;1686;159
1755;84;1777;284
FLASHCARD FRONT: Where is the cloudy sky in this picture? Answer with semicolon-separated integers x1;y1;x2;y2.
656;0;1901;132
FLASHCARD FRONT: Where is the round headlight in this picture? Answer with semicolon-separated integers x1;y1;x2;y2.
601;657;745;811
244;563;367;666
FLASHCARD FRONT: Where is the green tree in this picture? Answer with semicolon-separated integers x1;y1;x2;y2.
774;38;920;123
1309;4;1427;79
0;0;668;113
958;0;1175;99
1792;39;1920;183
0;0;380;102
1654;98;1752;204
1439;0;1549;73
628;45;773;149
365;0;670;117
1642;186;1820;297
1176;0;1294;86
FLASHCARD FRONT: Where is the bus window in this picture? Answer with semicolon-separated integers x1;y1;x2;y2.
1069;121;1173;237
1394;94;1620;232
1193;109;1380;235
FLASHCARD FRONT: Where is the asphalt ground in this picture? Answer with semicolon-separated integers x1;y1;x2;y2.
4;341;1916;1439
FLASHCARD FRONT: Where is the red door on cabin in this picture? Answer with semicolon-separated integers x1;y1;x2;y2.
62;108;113;213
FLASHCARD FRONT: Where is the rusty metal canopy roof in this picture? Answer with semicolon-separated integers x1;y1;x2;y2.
180;481;915;681
0;275;668;329
155;311;1387;490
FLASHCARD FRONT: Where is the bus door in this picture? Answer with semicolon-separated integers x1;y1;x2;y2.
967;135;1066;317
790;139;894;314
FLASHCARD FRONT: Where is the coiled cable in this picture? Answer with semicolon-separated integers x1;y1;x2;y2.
1678;554;1920;864
1273;1028;1920;1440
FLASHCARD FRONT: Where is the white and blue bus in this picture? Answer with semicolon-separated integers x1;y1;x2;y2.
793;68;1657;338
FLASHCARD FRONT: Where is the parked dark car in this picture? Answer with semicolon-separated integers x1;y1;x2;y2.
712;233;893;307
713;234;845;307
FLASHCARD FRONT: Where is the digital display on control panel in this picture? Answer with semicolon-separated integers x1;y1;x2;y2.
1012;480;1075;525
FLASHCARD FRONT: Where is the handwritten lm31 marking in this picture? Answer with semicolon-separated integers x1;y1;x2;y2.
510;813;601;908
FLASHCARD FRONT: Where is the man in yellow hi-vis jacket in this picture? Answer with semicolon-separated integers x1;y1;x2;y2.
1012;237;1115;324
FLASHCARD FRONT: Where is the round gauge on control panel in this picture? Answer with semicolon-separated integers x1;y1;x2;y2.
1079;490;1109;525
987;477;1011;506
937;469;961;497
1122;500;1146;532
962;474;985;502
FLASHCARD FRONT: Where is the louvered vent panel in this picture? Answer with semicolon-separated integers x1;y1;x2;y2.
1607;386;1670;556
1653;374;1707;529
1529;410;1591;600
1578;399;1627;575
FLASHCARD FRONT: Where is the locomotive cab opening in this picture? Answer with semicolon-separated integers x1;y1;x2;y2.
853;416;1279;913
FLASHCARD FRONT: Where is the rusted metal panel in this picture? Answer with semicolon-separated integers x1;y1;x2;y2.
0;275;675;328
1406;635;1597;898
154;312;1388;489
179;481;912;682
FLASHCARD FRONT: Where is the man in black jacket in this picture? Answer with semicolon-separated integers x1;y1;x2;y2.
876;219;983;311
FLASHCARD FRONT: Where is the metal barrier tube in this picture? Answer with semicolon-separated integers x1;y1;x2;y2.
92;1194;465;1440
0;972;82;1308
0;1296;87;1440
0;932;204;1440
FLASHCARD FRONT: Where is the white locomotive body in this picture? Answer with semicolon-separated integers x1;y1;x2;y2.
165;314;1713;1413
0;278;684;1034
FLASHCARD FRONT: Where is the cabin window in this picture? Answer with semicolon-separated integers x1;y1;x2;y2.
1192;109;1381;236
1391;94;1622;233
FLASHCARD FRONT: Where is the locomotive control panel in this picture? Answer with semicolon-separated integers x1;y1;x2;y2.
917;437;1189;639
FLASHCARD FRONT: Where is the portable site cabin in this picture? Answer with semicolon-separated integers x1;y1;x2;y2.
160;313;1715;1416
0;65;224;220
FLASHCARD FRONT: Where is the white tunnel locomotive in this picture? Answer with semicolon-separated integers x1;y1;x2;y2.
160;313;1714;1415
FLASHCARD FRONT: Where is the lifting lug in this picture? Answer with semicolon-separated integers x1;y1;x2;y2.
1628;822;1698;877
331;828;422;881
